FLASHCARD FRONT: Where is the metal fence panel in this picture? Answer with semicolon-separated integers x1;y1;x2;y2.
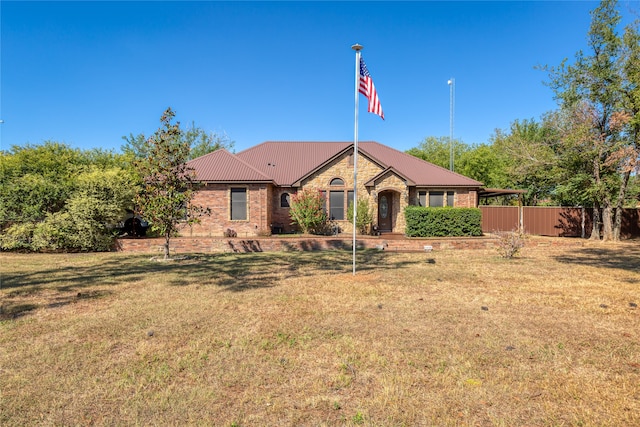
480;206;639;239
480;206;519;233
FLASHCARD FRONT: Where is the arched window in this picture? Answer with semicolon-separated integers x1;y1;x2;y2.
330;178;344;186
280;192;290;208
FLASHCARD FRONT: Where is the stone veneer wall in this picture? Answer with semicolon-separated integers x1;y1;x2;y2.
370;171;408;233
301;151;408;234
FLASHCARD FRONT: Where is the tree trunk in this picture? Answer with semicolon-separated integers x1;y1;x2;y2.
601;204;614;241
163;233;171;260
590;205;601;240
613;170;631;241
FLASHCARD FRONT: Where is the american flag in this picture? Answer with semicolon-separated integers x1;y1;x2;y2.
358;57;384;120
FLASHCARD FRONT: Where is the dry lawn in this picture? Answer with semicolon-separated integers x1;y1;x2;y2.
1;239;639;426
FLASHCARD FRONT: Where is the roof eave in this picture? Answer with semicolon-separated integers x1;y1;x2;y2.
197;179;276;185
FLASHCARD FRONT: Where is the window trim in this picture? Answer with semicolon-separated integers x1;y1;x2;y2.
418;191;427;207
329;190;345;220
230;187;248;221
447;191;455;207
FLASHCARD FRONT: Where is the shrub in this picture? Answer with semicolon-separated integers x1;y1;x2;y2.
347;197;373;234
0;222;36;250
31;212;75;251
405;206;482;237
495;230;527;258
289;189;328;235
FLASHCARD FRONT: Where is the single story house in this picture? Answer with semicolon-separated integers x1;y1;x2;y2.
185;141;483;236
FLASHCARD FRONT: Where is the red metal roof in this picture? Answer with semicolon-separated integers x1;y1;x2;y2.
357;141;482;187
236;141;351;187
190;141;482;187
186;148;273;183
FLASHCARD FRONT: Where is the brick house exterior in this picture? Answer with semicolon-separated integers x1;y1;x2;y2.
184;141;482;237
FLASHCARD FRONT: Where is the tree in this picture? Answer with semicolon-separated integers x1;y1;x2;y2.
122;122;234;161
405;136;469;171
542;0;639;240
613;21;640;239
184;123;235;159
406;136;513;194
491;118;561;205
134;108;209;259
457;143;512;192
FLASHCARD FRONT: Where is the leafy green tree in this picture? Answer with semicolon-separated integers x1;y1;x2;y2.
491;118;561;205
122;122;234;161
405;136;469;171
184;123;235;159
134;108;210;259
457;143;511;190
289;189;327;234
542;0;639;240
406;136;513;195
613;21;640;238
121;133;150;160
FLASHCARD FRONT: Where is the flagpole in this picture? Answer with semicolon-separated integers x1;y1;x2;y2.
351;43;362;276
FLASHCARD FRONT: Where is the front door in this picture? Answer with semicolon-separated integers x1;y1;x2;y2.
377;191;392;232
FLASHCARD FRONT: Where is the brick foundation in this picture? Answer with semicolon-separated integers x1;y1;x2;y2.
115;235;501;254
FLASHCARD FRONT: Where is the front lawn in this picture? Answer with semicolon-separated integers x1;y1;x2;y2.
1;243;639;425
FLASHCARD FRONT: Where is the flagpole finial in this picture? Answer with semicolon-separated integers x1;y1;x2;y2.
351;43;363;51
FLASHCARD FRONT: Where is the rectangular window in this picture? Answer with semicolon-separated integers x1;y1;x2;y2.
230;188;247;220
329;190;344;220
447;191;455;207
418;191;427;207
347;191;354;209
429;191;444;207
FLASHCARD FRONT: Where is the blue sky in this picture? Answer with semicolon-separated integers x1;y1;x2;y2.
1;1;638;154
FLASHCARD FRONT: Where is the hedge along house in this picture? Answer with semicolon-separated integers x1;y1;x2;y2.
185;141;483;237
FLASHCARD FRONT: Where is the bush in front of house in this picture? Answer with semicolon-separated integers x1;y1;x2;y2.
347;197;373;234
405;206;482;237
289;189;328;235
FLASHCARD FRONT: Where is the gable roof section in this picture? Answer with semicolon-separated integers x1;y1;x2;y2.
357;141;482;187
235;141;482;187
364;166;415;187
186;149;273;183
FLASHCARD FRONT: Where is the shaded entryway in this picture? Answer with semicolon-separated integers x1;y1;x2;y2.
377;190;393;232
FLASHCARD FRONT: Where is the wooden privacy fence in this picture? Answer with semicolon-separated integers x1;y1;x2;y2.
480;206;640;239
